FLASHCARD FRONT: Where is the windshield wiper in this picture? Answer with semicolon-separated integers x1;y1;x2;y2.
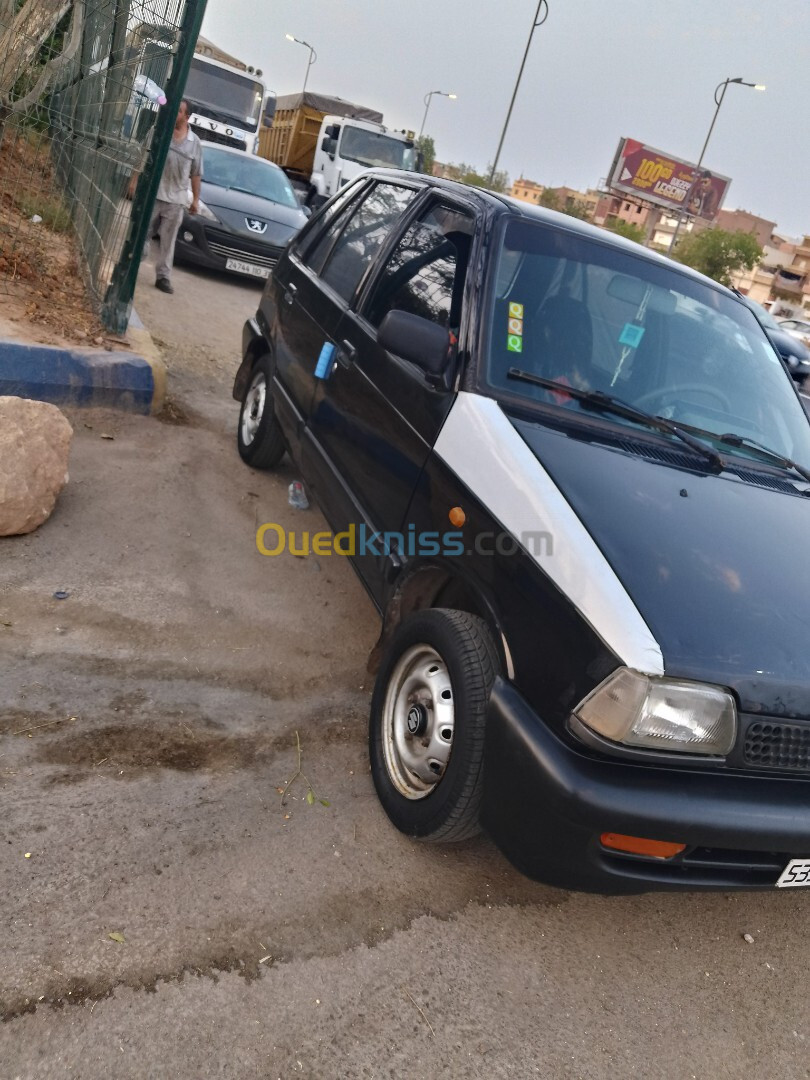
506;368;725;471
717;432;810;482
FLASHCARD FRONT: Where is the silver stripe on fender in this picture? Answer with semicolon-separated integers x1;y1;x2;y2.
434;391;664;676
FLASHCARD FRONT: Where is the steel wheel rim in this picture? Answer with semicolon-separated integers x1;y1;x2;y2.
241;371;266;446
381;643;455;800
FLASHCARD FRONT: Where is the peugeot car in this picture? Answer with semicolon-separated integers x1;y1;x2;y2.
175;144;308;281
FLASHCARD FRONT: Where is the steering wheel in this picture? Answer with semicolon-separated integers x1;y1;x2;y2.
633;383;731;413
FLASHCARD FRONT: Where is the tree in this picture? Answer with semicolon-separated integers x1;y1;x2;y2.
561;197;590;221
448;161;510;193
608;218;646;244
538;188;559;211
415;134;435;176
673;228;762;287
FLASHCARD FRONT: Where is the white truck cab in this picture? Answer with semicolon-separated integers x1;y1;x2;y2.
309;115;417;205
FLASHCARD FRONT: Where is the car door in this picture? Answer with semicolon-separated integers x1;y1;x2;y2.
308;196;478;605
273;179;417;482
265;181;371;459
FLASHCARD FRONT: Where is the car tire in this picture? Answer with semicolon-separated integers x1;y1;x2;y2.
369;608;500;842
237;355;286;469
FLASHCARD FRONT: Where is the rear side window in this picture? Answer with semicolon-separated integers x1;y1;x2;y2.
318;183;416;303
297;184;366;272
365;203;474;331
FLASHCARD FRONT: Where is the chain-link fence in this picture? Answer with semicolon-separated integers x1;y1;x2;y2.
0;0;205;334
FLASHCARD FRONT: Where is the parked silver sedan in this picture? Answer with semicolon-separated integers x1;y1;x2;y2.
778;318;810;349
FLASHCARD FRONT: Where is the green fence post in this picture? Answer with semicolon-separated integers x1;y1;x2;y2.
102;0;207;333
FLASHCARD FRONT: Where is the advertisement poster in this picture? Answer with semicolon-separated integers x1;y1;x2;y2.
608;138;731;219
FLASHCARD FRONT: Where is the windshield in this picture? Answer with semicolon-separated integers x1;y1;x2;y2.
339;126;416;170
747;302;781;332
486;218;810;468
202;147;300;209
185;58;263;130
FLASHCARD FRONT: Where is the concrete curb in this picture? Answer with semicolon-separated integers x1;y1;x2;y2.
0;307;167;415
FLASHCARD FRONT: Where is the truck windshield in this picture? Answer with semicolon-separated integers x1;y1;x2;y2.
486;218;810;469
339;126;415;170
185;58;263;130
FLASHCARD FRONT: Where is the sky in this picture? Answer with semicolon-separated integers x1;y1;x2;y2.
200;0;810;238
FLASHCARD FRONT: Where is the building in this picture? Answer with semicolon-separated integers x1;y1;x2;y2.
714;208;776;248
593;193;651;230
509;177;545;205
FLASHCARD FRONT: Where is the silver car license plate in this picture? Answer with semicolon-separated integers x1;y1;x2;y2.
226;257;270;279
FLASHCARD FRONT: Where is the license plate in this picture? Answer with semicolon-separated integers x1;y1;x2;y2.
776;858;810;887
225;257;270;279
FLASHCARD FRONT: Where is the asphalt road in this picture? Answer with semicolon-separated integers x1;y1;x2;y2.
2;261;810;1079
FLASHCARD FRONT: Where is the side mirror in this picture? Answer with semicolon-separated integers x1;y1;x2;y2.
263;97;277;126
302;205;312;218
324;123;340;140
378;310;452;385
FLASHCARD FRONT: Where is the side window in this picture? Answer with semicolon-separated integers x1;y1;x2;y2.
365;203;475;331
319;183;417;303
297;184;367;274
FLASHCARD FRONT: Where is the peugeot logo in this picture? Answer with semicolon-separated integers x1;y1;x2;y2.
246;218;267;234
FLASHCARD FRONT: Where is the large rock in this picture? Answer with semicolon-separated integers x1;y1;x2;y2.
0;396;73;536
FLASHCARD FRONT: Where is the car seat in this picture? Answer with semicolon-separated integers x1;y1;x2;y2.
533;295;595;389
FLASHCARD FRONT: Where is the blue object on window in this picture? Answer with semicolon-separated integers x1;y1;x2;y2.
619;323;645;348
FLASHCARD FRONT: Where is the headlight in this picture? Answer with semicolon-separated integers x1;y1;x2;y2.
196;199;219;221
574;668;736;756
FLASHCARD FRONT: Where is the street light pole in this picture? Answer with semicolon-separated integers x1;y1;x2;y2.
667;77;765;255
488;0;549;186
419;90;456;140
285;34;317;97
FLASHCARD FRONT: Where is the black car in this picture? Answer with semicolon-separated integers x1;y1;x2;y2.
175;144;309;281
234;170;810;893
736;294;810;388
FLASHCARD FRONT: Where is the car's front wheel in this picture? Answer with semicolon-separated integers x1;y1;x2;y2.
369;608;500;842
237;355;286;469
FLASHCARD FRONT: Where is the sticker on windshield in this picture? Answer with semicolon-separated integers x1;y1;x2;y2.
506;302;524;352
619;322;645;348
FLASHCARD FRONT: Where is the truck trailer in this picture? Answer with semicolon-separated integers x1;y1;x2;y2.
259;91;417;206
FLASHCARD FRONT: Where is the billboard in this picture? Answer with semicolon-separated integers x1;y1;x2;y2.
608;138;731;220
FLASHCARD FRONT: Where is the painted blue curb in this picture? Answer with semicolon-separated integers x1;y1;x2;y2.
0;341;156;414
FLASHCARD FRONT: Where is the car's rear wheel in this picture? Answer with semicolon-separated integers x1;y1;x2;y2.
237;355;286;468
369;608;500;842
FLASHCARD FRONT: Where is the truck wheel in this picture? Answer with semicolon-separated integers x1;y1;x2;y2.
369;608;500;842
237;356;286;469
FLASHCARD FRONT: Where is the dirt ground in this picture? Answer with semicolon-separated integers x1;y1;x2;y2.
2;260;810;1078
0;127;109;346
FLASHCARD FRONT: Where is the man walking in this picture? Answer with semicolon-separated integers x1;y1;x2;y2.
147;99;203;294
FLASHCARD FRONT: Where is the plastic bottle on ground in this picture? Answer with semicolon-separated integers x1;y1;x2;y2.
288;481;309;510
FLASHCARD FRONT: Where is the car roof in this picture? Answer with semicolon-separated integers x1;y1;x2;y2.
360;169;737;299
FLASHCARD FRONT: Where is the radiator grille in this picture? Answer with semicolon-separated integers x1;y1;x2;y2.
744;721;810;771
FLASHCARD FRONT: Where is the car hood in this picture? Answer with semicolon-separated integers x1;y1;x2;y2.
764;326;810;361
199;181;307;244
510;414;810;716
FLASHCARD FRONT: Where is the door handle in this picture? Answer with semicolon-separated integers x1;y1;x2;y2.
336;339;357;368
283;283;298;305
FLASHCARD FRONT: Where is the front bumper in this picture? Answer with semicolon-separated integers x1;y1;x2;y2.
481;678;810;893
174;215;282;280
